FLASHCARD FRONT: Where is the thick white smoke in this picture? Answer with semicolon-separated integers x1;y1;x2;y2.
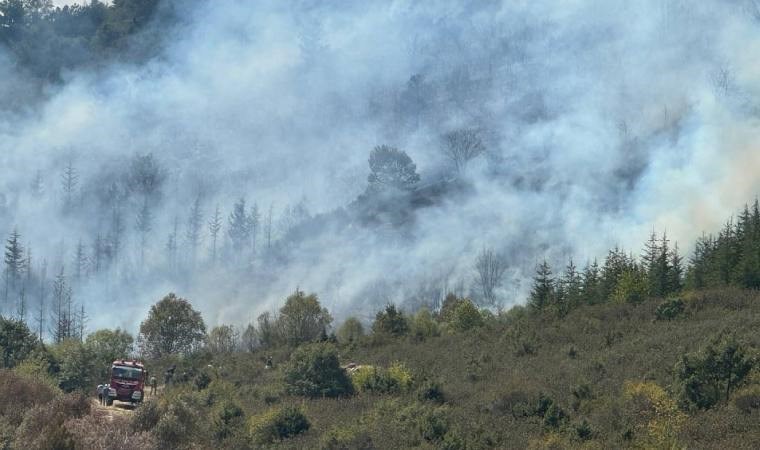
2;0;760;333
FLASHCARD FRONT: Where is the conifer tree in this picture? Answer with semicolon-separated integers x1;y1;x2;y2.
135;200;152;266
581;259;602;305
228;197;250;256
208;204;222;263
529;260;555;311
186;195;203;266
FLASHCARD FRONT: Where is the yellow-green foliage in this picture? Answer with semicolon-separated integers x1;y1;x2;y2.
351;362;413;394
249;405;310;444
623;380;685;448
13;357;58;390
388;362;413;390
410;308;440;340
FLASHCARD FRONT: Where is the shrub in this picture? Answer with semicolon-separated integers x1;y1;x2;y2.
320;425;373;450
131;400;161;432
212;401;245;442
612;269;648;304
0;369;58;426
351;363;413;394
655;298;685;321
733;385;760;414
372;304;408;336
624;381;685;449
575;420;593;440
337;317;365;344
447;299;484;332
284;342;353;398
417;378;445;403
15;393;90;450
676;334;753;409
0;317;39;368
410;308;440;340
65;414;156;450
249;405;310;444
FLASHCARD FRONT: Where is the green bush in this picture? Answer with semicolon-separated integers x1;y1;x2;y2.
131;400;161;432
249;405;310;444
447;299;484;332
655;298;685;321
410;308;440;341
417;378;445;403
372;304;408;336
676;334;753;409
337;317;364;344
284;343;353;398
212;401;245;442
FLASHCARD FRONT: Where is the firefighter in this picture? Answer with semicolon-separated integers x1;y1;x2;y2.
164;365;175;385
149;375;157;396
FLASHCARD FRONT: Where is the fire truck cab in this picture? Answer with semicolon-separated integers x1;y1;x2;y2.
105;359;147;406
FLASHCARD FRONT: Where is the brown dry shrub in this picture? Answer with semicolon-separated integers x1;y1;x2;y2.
0;369;58;426
14;393;90;450
65;413;157;450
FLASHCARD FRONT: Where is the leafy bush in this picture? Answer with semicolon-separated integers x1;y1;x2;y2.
351;363;413;394
284;343;353;398
447;299;484;332
575;420;593;440
278;290;333;346
337;317;364;344
0;317;39;368
417;378;445;403
624;381;685;449
212;401;245;442
655;298;685;321
676;334;753;409
410;308;440;341
249;405;310;444
372;304;408;336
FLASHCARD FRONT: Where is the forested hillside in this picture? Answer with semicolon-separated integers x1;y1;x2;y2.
2;202;760;448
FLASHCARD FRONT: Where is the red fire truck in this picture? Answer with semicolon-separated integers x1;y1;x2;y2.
104;359;147;406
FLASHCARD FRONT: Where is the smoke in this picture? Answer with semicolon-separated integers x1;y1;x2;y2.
2;0;760;333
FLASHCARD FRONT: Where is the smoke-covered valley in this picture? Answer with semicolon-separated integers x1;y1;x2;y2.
2;0;760;335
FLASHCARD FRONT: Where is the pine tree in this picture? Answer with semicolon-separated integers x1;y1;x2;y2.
30;170;44;198
208;204;222;263
561;258;582;312
581;259;601;304
135;200;153;266
669;242;684;293
265;203;274;251
249;202;260;258
73;240;88;282
51;267;69;343
166;217;179;271
61;160;79;211
228;197;250;257
109;208;125;264
529;260;555;311
186;196;203;266
4;228;24;303
17;287;26;323
36;260;47;342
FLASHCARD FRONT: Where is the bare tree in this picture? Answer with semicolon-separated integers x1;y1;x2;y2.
474;247;507;307
442;128;485;173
